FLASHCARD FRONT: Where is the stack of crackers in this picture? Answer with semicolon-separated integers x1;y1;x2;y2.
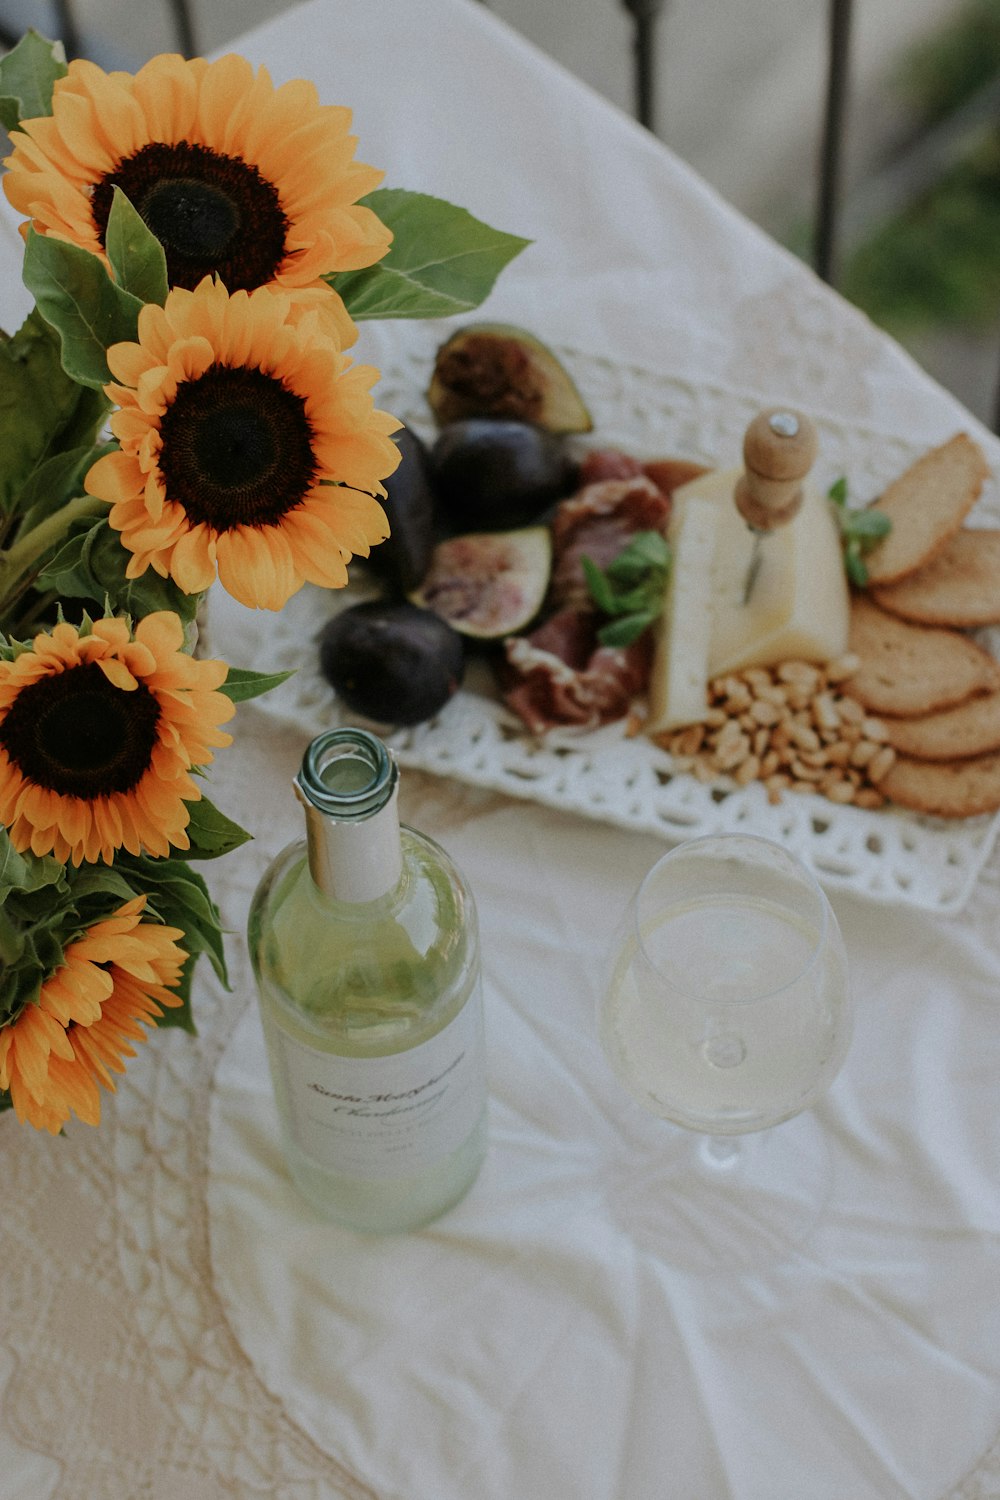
841;432;1000;818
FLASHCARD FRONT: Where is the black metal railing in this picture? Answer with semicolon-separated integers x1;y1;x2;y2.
2;0;997;432
620;0;1000;435
620;0;852;288
0;1;196;59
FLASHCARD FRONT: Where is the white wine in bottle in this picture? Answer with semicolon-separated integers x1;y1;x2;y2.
248;728;487;1231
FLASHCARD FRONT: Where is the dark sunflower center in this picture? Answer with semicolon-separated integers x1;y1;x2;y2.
0;661;161;800
91;140;290;292
157;364;319;530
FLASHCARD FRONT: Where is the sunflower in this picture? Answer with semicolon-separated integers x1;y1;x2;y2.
2;52;390;326
83;276;400;610
0;612;234;865
0;895;186;1133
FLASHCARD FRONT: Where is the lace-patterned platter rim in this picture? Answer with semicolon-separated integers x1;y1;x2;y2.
254;340;1000;916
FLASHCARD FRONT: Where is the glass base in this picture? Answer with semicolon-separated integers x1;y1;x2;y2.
627;1110;835;1276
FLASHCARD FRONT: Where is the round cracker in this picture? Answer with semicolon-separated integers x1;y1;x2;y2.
844;596;999;717
880;749;1000;818
863;433;988;587
871;528;1000;628
882;690;1000;760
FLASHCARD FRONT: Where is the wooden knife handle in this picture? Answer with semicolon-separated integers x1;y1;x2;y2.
735;408;818;532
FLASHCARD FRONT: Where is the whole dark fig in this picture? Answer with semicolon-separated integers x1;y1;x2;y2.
367;425;438;594
429;418;577;531
318;601;464;727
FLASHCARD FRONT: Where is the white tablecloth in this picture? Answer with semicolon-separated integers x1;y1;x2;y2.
2;3;1000;1497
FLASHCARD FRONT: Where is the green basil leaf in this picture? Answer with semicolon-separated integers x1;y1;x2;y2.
23;227;144;388
827;476;849;506
844;541;869;588
612;530;671;570
581;554;619;616
845;508;892;541
329;188;530;320
604;581;661;615
104;188;169;307
596;610;656;648
0;30;66;131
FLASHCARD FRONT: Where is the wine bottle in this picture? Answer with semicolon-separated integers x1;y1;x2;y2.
248;727;487;1231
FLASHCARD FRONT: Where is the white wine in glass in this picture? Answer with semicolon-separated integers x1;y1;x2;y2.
598;833;852;1268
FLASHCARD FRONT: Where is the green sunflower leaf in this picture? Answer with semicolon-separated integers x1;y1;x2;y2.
23;227;144;388
65;861;144;908
219;665;295;703
183;796;252;860
328;189;531;321
0;310;110;517
0;29;66;131
16;441;113;534
37;514;201;624
105;188;169;308
115;853;229;995
161;952;198;1033
0;830;66;900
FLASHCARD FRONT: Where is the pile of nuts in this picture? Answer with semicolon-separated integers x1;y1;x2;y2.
653;655;897;808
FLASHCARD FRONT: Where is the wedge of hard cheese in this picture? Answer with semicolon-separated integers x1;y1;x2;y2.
664;465;850;677
646;493;718;732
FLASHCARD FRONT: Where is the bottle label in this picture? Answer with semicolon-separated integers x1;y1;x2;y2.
271;989;486;1178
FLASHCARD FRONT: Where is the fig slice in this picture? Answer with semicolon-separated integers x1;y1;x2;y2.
427;323;593;434
410;526;552;640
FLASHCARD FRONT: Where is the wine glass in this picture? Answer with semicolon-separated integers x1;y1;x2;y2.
597;833;852;1272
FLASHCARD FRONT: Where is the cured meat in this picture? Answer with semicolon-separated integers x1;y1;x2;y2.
577;448;646;485
578;448;710;495
549;475;671;610
502;608;653;735
499;453;707;734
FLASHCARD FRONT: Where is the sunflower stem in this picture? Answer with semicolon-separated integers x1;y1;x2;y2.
0;496;106;610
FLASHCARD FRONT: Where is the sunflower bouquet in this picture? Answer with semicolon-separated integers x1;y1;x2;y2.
0;32;526;1132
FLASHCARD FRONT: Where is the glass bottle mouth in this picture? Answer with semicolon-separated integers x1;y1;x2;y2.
295;728;399;820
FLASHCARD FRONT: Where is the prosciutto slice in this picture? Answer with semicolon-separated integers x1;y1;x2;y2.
548;475;671;611
502;608;652;735
500;453;708;735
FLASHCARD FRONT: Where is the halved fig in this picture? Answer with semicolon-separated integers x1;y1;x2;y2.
410;526;552;640
427;323;593;434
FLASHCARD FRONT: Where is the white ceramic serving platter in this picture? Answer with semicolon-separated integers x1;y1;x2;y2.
255;339;1000;915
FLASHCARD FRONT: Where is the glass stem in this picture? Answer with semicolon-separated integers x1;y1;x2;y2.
699;1135;743;1171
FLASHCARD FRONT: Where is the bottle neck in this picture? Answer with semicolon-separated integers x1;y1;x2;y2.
301;785;404;904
